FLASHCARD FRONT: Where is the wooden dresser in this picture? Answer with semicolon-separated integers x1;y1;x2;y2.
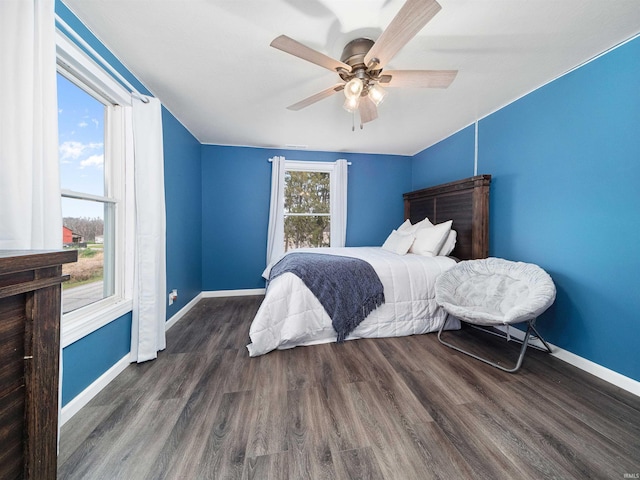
0;250;77;480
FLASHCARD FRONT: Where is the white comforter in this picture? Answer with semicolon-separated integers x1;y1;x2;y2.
247;247;459;356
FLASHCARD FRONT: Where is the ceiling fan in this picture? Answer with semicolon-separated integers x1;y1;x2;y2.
270;0;457;125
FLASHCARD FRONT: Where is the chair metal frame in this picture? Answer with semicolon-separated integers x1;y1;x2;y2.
437;315;552;373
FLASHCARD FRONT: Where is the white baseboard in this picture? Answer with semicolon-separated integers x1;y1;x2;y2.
60;354;130;426
201;288;265;298
494;325;640;397
166;288;263;329
550;348;640;397
166;292;203;331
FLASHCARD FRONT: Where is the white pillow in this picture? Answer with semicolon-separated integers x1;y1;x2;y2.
398;217;433;235
407;217;436;253
411;220;453;257
397;219;412;232
438;229;457;256
381;229;415;255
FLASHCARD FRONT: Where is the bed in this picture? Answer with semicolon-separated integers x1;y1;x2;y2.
247;175;491;357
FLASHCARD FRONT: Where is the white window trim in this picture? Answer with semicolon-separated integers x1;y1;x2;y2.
61;300;133;347
284;160;336;173
56;30;131;106
56;28;134;348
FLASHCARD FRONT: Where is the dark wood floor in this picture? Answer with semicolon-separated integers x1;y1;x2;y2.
59;296;640;480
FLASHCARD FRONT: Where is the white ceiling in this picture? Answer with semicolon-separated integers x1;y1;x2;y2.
62;0;640;156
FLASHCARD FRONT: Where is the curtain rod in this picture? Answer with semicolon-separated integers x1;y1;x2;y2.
268;158;352;165
55;15;150;103
131;91;150;104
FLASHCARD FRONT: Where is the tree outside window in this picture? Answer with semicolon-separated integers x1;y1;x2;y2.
284;170;331;251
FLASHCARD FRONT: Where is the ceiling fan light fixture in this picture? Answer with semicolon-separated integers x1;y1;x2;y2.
368;83;387;106
344;78;363;100
343;96;360;112
271;0;458;124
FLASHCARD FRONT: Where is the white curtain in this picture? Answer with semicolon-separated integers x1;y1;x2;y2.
266;156;286;265
330;159;348;247
0;0;61;250
130;96;167;363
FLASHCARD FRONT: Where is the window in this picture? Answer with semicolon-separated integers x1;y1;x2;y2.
284;169;331;251
57;72;113;313
56;29;133;346
280;160;347;254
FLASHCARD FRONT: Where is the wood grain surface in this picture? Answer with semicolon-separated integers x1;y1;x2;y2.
58;296;640;479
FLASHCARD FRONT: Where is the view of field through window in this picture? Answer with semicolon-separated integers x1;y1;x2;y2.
57;72;109;313
284;170;331;251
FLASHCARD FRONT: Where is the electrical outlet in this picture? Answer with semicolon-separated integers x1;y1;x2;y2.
168;289;178;306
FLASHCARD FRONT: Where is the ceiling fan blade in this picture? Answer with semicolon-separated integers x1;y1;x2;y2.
358;95;378;124
379;69;457;88
364;0;442;70
286;84;345;111
271;35;351;73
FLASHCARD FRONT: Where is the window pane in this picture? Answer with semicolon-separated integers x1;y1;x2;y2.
61;197;111;313
283;170;331;251
57;73;106;196
284;171;330;214
284;215;330;251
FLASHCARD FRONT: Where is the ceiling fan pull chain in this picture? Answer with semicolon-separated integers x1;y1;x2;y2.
352;111;355;132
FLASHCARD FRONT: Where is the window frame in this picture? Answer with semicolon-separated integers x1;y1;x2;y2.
283;160;339;250
56;29;133;347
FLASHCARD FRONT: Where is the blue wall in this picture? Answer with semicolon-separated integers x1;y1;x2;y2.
163;109;203;317
57;2;202;406
412;124;476;190
62;313;132;406
201;146;411;291
413;37;640;381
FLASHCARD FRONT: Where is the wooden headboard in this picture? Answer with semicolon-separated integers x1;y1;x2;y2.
403;175;491;260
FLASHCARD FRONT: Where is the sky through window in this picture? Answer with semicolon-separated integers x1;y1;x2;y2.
57;72;106;217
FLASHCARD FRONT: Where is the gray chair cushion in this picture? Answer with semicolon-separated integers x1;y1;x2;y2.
435;258;556;326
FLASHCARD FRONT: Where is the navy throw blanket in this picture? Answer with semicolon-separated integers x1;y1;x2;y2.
269;252;385;342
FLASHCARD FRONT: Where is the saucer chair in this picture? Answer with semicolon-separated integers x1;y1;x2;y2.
435;258;556;373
